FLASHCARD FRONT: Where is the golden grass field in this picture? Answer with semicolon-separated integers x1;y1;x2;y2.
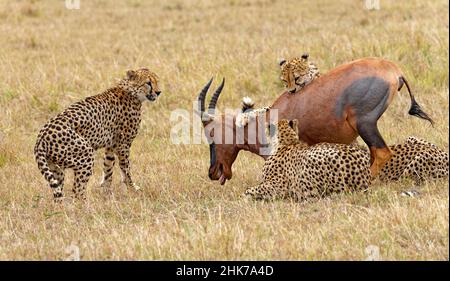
0;0;448;260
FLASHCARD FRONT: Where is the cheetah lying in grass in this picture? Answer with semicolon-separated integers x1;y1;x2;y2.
244;119;372;201
244;118;448;202
376;136;449;185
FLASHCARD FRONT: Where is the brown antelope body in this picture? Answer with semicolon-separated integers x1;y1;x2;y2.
197;58;433;185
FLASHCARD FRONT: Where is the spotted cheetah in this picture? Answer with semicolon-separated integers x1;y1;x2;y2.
279;53;321;94
34;68;161;201
244;119;371;201
237;97;448;189
377;136;449;185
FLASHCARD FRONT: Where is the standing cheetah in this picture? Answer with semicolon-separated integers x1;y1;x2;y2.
34;68;161;201
244;119;372;202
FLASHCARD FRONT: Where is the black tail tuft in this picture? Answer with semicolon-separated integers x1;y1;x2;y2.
399;76;435;127
408;98;434;126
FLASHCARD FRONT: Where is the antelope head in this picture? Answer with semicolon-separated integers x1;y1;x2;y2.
196;78;270;185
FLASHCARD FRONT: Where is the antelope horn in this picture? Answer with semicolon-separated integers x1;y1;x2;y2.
197;77;213;115
207;78;225;114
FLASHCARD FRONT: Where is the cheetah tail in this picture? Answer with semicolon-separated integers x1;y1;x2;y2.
34;146;59;188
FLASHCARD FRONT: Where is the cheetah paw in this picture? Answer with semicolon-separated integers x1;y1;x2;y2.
400;189;420;197
131;184;141;192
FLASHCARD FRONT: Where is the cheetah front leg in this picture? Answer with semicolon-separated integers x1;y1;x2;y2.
244;182;278;201
100;147;116;192
117;146;140;191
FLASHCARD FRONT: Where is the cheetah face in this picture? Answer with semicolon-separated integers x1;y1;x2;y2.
143;80;158;101
126;68;161;102
279;53;310;94
270;119;300;147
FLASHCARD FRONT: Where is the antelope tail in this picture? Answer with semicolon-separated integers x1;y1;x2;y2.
399;76;434;126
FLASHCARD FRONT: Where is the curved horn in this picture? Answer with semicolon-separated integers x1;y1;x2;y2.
208;78;225;114
197;77;214;115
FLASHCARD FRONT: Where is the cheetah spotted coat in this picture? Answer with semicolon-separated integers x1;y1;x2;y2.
377;136;449;185
244;119;371;201
34;68;161;201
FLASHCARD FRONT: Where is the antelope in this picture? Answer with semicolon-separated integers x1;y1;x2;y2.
197;58;434;185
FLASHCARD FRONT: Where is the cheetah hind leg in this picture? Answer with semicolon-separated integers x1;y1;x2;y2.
49;163;65;203
72;155;94;201
399;153;437;198
396;155;426;198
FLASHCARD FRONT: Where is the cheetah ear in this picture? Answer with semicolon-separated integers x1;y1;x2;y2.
126;69;137;80
279;58;287;67
301;53;309;60
288;120;294;128
289;119;299;135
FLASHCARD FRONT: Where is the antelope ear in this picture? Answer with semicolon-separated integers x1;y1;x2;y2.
279;58;287;67
301;53;309;60
126;69;137;80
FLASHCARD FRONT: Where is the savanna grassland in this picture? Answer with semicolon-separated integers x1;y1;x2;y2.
0;0;448;260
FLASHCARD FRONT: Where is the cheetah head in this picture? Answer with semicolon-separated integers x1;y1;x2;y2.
269;119;300;149
279;53;310;94
125;68;161;102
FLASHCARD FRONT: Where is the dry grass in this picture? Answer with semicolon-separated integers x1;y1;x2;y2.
0;0;448;260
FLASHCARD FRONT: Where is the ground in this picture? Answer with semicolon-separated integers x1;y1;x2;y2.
0;0;448;260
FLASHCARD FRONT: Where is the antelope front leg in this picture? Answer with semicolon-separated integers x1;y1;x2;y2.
117;146;140;191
